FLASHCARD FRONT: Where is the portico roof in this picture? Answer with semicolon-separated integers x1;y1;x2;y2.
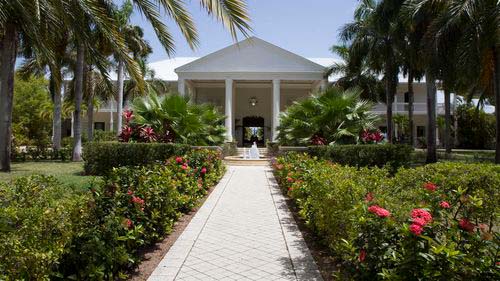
174;37;327;80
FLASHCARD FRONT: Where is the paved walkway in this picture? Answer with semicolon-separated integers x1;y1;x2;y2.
148;166;323;281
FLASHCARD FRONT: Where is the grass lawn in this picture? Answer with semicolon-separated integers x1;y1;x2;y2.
0;161;101;191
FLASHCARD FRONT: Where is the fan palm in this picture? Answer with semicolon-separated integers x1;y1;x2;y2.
276;87;379;146
131;92;226;145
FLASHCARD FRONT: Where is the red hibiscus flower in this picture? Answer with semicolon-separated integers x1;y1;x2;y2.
368;205;391;218
411;209;433;224
439;201;451;209
423;182;437;192
409;223;423;236
359;249;366;262
458;218;475;232
365;192;374;202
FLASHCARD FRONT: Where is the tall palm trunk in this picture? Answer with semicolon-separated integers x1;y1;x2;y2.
444;87;452;154
494;48;500;164
116;60;125;134
72;42;85;161
408;68;415;147
426;72;437;163
51;73;62;151
0;23;17;172
87;71;95;142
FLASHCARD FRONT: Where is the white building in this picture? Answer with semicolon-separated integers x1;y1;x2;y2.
85;37;491;146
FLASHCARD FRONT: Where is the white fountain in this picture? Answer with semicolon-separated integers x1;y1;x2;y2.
249;142;260;159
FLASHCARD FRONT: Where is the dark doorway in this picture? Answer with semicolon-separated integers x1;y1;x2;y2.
242;116;265;147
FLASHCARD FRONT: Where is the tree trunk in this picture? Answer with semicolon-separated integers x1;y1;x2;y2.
0;23;17;172
72;42;85;161
444;87;452;154
116;60;125;135
426;71;437;163
408;68;415;147
87;71;95;142
385;73;394;144
494;48;500;164
52;73;62;151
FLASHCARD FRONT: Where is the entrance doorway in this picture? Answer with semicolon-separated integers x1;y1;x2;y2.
242;116;265;147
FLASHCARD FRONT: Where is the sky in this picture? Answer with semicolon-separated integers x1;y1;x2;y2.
129;0;359;63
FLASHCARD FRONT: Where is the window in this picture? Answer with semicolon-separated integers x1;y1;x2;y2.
94;122;105;131
404;91;410;103
379;126;387;133
417;126;426;138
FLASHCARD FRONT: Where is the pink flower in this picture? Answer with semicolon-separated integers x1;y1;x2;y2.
365;192;374;202
127;190;133;196
201;167;207;174
409;223;423;236
181;164;188;170
359;249;366;262
175;157;183;164
119;126;133;142
411;209;432;224
423;182;437;192
458;218;475;233
124;218;133;229
287;177;294;183
131;196;145;206
368;205;391;218
439;201;451;209
412;217;427;227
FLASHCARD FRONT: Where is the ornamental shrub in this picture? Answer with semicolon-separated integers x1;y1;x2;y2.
83;142;190;175
1;149;225;280
273;154;499;279
308;144;413;171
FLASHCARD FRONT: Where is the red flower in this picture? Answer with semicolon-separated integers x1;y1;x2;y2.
359;249;366;262
119;126;133;142
439;201;451;209
123;110;134;123
127;190;133;196
131;196;145;206
368;205;391;218
181;164;188;170
201;167;207;174
411;209;433;224
365;192;374;202
409;223;423;236
458;218;475;232
287;177;294;183
139;126;157;142
412;217;427;227
423;182;437;192
123;218;133;229
175;157;183;164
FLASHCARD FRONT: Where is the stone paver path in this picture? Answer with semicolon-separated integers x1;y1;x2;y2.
148;166;322;281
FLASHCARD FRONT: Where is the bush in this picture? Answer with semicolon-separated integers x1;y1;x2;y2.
1;149;225;280
456;104;495;149
93;130;118;142
11;146;72;162
83;142;191;175
273;154;499;279
308;144;413;171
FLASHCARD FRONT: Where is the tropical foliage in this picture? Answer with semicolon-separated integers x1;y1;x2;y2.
125;93;226;146
277;87;379;146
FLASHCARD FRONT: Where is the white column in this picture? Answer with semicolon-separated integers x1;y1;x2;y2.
178;78;186;96
320;78;328;91
225;79;233;142
109;100;114;132
272;79;281;142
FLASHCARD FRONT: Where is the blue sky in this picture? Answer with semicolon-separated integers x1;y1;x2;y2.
129;0;359;63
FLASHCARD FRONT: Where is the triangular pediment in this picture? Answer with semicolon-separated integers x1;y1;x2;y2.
175;37;326;74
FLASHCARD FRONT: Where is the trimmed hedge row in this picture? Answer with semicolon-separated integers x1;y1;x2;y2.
83;142;191;175
0;149;225;280
273;153;499;279
308;144;414;171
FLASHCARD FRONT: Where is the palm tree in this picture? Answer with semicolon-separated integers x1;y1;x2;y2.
131;92;226;145
340;0;405;144
276;87;379;146
328;44;382;102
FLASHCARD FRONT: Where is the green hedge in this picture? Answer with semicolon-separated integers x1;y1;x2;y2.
308;144;414;171
83;142;191;175
0;149;225;280
273;153;499;279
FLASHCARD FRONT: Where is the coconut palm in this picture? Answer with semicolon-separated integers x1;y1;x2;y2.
340;0;406;144
131;92;226;145
276;87;379;146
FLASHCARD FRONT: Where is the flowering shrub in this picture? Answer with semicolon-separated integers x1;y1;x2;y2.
273;153;500;279
1;149;225;280
360;129;384;144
